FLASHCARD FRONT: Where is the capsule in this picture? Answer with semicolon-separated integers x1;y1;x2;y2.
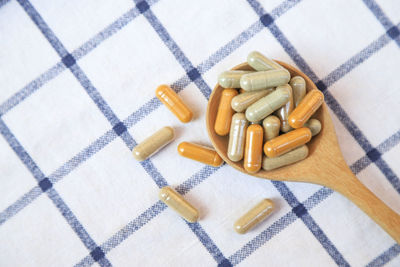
247;51;282;71
262;115;280;141
262;145;308;171
304;119;322;136
156;85;193;123
288;89;324;129
274;84;294;132
234;199;275;234
159;186;199;223
218;70;253;88
227;113;248;162
290;76;306;107
231;89;273;112
264;127;311;158
178;142;223;167
132;126;175;161
215;88;238;136
245;86;290;122
240;69;290;91
244;124;263;173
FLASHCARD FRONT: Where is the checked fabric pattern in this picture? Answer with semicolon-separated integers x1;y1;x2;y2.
1;0;400;266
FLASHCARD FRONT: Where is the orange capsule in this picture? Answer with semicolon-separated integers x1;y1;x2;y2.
264;128;312;158
244;124;263;173
288;89;324;128
156;85;193;123
215;88;238;136
178;142;223;167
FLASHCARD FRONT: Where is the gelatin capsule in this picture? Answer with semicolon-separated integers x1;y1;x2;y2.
245;86;290;122
290;76;306;107
215;88;238;136
247;51;282;71
218;70;253;88
159;186;199;223
274;84;294;133
240;69;290;91
227;113;248;162
132;126;175;161
288;89;324;129
262;145;308;171
262;115;280;141
231;89;273;112
264;127;311;158
304;118;322;136
234;199;274;234
156;85;193;123
244;124;263;173
178;142;223;167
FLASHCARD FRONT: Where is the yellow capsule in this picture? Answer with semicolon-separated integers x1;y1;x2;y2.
227;113;248;162
304;119;322;136
234;199;275;234
244;124;263;173
290;76;306;107
178;142;223;167
262;115;280;141
231;89;273;112
159;186;199;223
288;89;324;129
156;85;193;123
240;69;290;91
264;127;311;158
247;51;283;71
262;145;308;171
215;88;238;136
274;84;294;132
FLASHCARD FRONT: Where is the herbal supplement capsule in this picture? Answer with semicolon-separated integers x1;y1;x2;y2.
231;89;273;112
262;145;308;171
304;118;322;136
262;115;280;141
247;51;282;71
274;84;294;133
218;70;253;88
159;186;199;223
288;89;324;129
245;86;290;122
264;127;312;158
290;76;306;107
234;199;274;234
132;126;175;161
240;69;290;91
178;142;223;167
215;88;238;136
156;85;193;123
244;124;263;173
227;113;248;162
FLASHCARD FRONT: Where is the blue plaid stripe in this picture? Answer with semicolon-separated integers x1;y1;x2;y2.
366;244;400;267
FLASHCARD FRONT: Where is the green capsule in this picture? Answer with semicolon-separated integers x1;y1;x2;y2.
231;89;273;112
218;70;254;88
227;113;248;162
274;84;294;133
262;145;308;171
290;76;306;107
240;69;290;91
304;119;322;136
247;51;282;71
262;115;280;141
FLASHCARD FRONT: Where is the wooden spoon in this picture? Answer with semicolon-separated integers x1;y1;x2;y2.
206;61;400;244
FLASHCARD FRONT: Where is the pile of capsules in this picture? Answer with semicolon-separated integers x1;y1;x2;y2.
216;51;324;173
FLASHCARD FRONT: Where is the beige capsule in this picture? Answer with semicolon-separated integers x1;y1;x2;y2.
231;89;274;112
227;113;248;162
159;186;199;223
245;86;290;122
262;145;308;171
304;119;322;136
274;84;294;132
290;76;306;107
218;70;254;88
262;115;280;141
132;126;175;161
234;199;275;234
247;51;283;71
240;69;290;91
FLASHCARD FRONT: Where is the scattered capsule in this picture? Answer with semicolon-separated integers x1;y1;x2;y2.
304;119;322;136
159;186;199;223
244;124;263;173
240;69;290;91
245;86;290;122
218;70;254;88
215;88;238;136
234;199;275;234
227;113;248;162
156;85;193;123
262;145;308;171
290;76;306;107
264;127;312;158
274;84;294;132
289;89;324;129
178;142;223;167
132;126;175;161
231;89;273;112
262;115;280;141
247;51;282;71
